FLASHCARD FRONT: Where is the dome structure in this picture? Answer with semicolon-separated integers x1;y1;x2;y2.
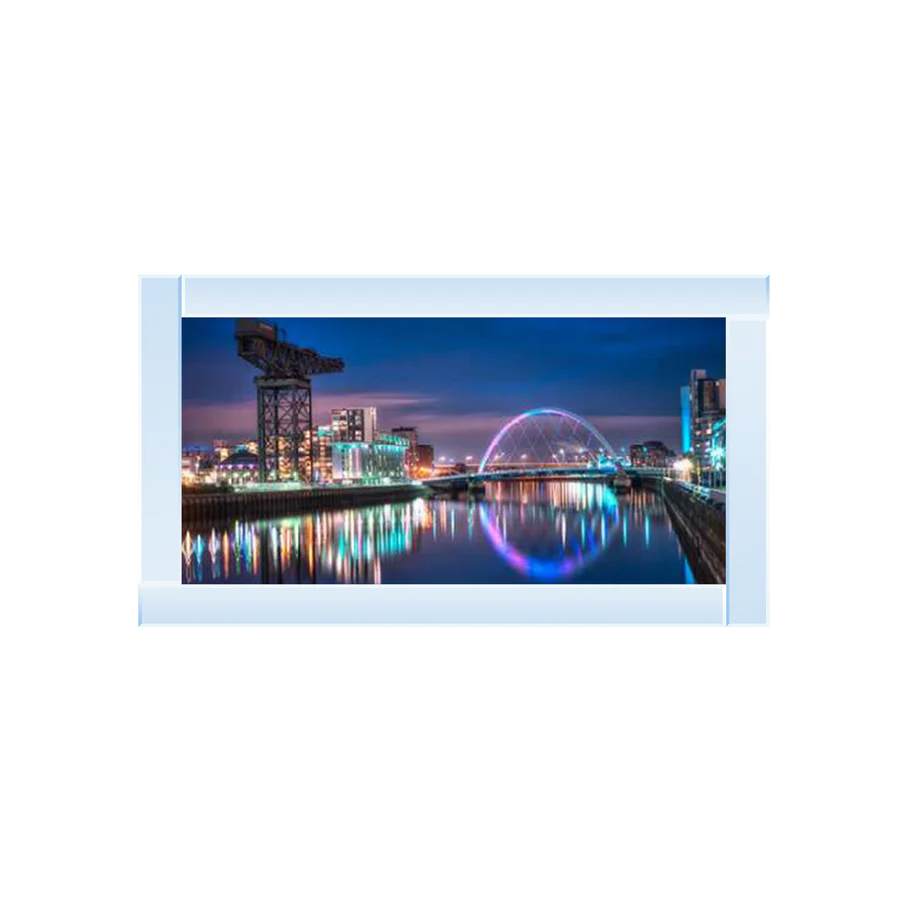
215;450;259;484
217;450;259;470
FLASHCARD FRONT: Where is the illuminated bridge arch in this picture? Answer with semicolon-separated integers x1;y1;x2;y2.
478;408;618;474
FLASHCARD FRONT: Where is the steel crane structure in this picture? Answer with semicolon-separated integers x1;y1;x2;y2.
235;318;345;483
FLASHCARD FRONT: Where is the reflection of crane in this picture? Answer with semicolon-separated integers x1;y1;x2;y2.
236;319;345;483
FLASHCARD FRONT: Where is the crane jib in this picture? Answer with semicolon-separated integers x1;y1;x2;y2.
234;319;346;483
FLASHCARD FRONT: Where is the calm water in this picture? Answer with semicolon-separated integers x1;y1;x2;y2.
182;480;696;584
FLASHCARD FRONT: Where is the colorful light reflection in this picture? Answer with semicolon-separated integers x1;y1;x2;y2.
182;482;679;585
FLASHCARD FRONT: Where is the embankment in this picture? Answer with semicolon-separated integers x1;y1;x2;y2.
183;483;429;526
634;476;726;584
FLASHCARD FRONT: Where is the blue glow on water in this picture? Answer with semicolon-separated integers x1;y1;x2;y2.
684;558;695;584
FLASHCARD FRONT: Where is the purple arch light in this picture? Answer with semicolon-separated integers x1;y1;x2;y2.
478;505;602;580
477;495;622;581
478;408;618;474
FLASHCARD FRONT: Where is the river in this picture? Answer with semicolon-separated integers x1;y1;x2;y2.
182;479;696;585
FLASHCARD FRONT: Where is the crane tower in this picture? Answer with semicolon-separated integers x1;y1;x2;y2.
235;319;345;483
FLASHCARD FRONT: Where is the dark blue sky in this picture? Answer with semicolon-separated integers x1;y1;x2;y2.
182;317;725;456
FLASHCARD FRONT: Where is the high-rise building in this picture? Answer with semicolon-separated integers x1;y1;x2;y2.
680;385;692;454
391;427;419;476
311;426;335;483
416;443;434;476
682;369;726;469
331;407;377;443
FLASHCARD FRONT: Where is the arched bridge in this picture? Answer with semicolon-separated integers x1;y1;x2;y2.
478;407;618;473
426;408;627;489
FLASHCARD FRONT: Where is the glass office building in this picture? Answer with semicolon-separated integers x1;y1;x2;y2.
332;433;409;484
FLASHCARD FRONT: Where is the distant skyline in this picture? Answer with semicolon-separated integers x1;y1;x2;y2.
182;317;725;458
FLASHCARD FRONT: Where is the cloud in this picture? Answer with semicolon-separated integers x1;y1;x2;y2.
182;400;257;443
409;412;510;436
401;411;679;437
587;415;681;431
314;392;436;420
182;392;439;444
182;392;681;454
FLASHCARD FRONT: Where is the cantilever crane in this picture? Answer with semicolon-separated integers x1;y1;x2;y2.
236;319;345;483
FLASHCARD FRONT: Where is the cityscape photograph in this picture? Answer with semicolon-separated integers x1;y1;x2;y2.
182;317;726;585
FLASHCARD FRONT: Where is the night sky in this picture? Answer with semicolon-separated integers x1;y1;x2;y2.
182;318;725;458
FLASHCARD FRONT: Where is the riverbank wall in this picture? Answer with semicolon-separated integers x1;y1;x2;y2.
183;483;429;525
634;476;726;584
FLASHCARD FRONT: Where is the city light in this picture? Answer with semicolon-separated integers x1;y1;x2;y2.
184;321;727;586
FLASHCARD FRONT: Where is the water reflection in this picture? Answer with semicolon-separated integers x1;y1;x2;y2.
478;481;621;580
182;480;693;585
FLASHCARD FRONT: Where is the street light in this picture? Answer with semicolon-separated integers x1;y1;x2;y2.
674;459;692;482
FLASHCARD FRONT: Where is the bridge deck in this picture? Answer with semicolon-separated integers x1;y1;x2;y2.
425;466;624;485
